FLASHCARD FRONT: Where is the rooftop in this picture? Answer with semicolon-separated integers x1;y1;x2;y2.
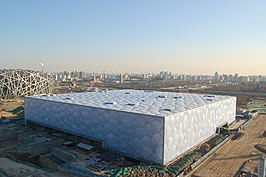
27;90;233;117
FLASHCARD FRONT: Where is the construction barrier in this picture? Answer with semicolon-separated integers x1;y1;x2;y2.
105;165;165;177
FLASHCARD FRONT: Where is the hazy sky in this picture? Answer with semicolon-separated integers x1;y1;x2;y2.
0;1;265;75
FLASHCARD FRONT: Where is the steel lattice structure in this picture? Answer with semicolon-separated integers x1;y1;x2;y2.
0;69;54;97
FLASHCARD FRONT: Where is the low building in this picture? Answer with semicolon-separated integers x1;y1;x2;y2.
25;90;236;165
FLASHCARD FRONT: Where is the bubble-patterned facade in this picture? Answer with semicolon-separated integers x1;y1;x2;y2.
24;90;236;165
0;69;53;97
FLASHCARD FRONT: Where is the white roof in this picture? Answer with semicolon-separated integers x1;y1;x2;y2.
29;90;233;117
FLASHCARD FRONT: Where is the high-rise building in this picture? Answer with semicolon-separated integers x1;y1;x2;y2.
233;73;239;83
214;72;219;81
120;74;124;84
93;73;97;82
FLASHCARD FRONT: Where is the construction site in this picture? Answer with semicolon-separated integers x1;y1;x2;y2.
189;114;266;177
0;96;265;177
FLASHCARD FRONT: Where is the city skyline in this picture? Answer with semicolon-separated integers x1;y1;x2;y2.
0;1;265;75
52;70;266;83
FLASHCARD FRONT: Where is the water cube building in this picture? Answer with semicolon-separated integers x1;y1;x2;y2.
25;90;236;165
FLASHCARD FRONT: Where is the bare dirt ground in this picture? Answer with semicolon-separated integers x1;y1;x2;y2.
0;101;23;109
0;157;81;177
0;101;23;117
189;114;266;177
0;111;15;118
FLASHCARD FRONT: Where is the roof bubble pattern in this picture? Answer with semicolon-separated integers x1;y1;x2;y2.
30;90;232;117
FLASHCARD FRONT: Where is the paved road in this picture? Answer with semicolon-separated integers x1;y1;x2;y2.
181;89;266;97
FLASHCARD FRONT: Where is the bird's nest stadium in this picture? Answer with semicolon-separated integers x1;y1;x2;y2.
0;69;54;98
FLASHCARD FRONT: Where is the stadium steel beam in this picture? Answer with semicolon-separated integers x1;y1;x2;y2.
0;69;54;97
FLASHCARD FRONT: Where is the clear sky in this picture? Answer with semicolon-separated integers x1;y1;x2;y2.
0;0;265;75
